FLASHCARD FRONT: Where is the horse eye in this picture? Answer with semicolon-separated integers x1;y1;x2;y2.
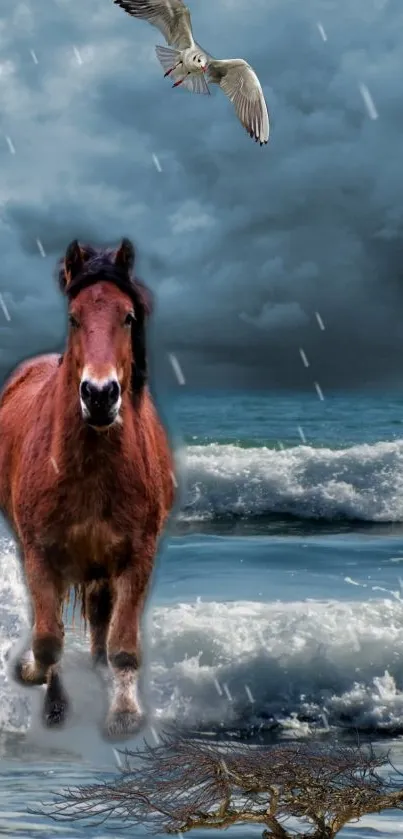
68;314;79;329
124;312;136;326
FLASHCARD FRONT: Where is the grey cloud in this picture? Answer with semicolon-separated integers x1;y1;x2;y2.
0;0;403;390
239;302;309;331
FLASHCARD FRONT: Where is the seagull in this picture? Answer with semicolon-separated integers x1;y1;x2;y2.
113;0;270;146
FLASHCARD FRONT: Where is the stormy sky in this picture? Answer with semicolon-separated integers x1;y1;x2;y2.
0;0;403;391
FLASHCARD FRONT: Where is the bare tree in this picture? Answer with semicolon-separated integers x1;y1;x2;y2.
32;730;403;838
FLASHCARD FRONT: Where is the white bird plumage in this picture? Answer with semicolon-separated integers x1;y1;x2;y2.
113;0;270;145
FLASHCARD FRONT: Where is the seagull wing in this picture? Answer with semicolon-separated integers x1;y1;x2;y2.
113;0;195;50
180;72;211;95
207;58;269;145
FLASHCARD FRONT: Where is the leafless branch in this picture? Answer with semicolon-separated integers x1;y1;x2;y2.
30;730;403;838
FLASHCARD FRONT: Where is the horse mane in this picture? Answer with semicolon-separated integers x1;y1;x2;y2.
55;243;153;398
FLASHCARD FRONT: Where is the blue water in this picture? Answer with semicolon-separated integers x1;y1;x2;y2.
2;390;403;837
171;389;403;447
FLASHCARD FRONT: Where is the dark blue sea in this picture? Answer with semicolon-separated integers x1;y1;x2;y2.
2;390;403;837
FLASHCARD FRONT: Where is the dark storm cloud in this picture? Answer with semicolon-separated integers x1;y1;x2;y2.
0;0;403;389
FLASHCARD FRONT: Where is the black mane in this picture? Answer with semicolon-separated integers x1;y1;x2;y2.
56;244;152;314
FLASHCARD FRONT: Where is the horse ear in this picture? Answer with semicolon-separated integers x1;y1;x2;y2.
63;240;84;289
114;238;135;274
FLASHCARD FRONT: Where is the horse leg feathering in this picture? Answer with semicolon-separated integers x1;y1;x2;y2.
103;539;155;740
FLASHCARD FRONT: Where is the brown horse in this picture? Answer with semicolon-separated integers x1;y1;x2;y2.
0;238;175;739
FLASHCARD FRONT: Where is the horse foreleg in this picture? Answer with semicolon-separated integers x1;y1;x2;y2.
14;547;66;686
43;665;70;727
104;543;154;740
85;580;113;667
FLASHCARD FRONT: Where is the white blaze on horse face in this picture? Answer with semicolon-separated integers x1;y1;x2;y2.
80;365;122;422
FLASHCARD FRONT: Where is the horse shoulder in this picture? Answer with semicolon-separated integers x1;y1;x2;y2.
0;354;60;515
0;354;61;410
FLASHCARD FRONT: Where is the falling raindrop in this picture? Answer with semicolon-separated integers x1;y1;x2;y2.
30;49;38;64
73;45;83;65
213;677;223;696
150;725;159;744
359;83;378;120
36;239;46;257
50;457;59;474
113;748;123;768
169;353;185;385
245;684;255;703
223;683;232;702
315;311;325;330
0;294;11;322
316;22;327;41
297;426;306;443
152;153;162;172
314;381;324;401
320;710;330;730
5;136;15;155
299;348;309;368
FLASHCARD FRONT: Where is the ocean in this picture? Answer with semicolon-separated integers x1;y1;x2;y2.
2;389;403;837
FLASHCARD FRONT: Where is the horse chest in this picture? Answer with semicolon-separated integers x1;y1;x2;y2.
66;519;121;555
58;519;131;583
52;466;144;530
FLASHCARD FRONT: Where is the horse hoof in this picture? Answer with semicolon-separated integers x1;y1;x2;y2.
104;710;142;741
43;696;69;728
12;659;47;687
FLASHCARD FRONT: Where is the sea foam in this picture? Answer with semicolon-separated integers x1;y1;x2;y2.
2;535;403;737
180;440;403;522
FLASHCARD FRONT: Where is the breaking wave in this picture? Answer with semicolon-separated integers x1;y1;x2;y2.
149;597;403;736
2;535;403;738
179;439;403;522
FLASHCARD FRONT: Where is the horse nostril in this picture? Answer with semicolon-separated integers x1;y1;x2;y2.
80;380;91;402
106;380;120;405
80;378;120;417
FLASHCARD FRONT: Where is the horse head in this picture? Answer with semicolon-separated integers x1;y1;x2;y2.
58;238;153;429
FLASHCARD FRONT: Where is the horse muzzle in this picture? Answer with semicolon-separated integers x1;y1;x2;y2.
80;377;121;428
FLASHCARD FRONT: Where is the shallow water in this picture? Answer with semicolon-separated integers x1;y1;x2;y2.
2;390;403;837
